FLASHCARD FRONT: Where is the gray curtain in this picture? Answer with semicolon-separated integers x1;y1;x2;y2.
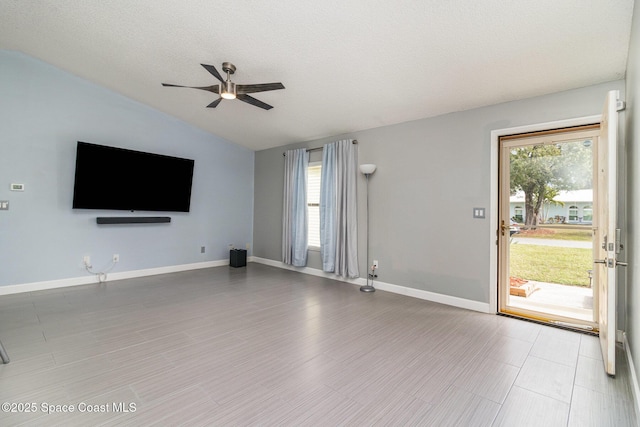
320;139;359;278
282;148;308;267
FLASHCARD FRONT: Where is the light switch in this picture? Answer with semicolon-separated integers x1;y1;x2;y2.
473;207;485;219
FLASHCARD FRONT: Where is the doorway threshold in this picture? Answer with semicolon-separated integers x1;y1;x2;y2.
497;312;598;336
509;298;592;322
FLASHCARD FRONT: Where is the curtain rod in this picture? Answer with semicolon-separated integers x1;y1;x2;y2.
282;140;358;156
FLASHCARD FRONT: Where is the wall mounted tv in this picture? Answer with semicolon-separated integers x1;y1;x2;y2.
72;141;195;212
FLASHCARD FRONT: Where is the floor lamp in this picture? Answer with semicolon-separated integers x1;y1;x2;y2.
359;163;377;292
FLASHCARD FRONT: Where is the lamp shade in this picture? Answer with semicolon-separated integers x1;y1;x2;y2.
359;164;377;175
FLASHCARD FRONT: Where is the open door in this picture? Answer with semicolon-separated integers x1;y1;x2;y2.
595;90;622;376
498;126;599;327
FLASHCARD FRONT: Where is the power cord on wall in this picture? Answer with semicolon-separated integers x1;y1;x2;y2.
84;258;117;283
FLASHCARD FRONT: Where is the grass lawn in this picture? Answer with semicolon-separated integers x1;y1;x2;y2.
515;227;592;241
510;243;592;286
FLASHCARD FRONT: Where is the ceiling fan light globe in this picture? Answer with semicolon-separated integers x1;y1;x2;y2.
221;81;236;99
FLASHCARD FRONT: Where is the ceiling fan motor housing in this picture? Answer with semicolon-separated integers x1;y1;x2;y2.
221;80;236;99
220;62;237;99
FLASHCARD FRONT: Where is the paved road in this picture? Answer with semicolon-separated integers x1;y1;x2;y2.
511;237;592;249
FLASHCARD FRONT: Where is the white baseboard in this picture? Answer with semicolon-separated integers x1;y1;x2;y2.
623;332;640;423
373;279;492;313
0;259;229;296
3;256;491;315
250;256;491;314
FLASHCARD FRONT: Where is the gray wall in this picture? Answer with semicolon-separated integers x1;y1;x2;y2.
254;80;624;305
0;50;254;287
625;0;640;401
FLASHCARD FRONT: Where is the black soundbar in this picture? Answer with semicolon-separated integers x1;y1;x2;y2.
96;216;171;224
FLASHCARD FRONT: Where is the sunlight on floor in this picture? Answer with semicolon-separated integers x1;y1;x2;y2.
510;281;593;322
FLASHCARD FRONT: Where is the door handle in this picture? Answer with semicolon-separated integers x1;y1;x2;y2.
500;220;507;236
594;259;628;267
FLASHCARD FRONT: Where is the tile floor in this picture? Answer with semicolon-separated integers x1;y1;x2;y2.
0;264;637;426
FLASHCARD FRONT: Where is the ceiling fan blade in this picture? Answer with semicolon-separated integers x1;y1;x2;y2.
162;83;219;94
236;82;285;95
206;98;222;108
200;64;225;82
237;94;273;110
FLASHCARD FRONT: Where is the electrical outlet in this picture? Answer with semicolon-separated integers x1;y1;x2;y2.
246;243;251;250
113;254;119;263
83;255;91;266
228;244;234;250
201;246;206;254
373;260;379;269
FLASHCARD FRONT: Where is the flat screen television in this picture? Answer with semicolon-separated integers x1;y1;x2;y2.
72;141;195;212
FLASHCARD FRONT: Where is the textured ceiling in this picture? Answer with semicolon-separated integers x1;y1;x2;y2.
0;0;634;151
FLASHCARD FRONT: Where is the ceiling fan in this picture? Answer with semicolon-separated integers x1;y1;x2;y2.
162;62;285;110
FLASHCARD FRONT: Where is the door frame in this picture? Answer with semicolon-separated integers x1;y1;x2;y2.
489;115;601;314
498;127;601;327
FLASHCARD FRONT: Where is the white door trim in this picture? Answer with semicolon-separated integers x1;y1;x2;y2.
489;115;601;314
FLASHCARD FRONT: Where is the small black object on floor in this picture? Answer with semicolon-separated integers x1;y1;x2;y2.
230;249;247;268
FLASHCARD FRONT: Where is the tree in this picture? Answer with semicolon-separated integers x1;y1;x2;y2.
510;141;591;228
541;187;565;223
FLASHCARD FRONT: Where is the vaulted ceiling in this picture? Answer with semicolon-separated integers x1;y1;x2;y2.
0;1;634;150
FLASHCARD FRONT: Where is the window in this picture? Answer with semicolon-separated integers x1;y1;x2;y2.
569;205;578;222
583;205;593;222
307;163;321;248
514;206;523;222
